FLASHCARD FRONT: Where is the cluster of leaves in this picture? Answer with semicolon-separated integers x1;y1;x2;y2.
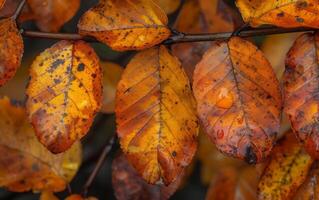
0;0;318;199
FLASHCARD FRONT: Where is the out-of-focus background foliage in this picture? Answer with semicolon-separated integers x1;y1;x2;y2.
0;0;301;199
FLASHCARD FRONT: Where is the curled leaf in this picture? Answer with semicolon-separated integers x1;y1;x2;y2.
284;32;319;158
115;46;199;184
26;0;80;32
26;40;102;154
0;18;24;87
236;0;319;28
193;37;282;164
0;97;82;192
154;0;181;14
101;61;123;113
258;131;314;200
112;153;184;200
78;0;171;51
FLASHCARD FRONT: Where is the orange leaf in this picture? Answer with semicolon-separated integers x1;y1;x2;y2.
101;61;123;114
26;40;102;154
26;0;80;32
115;46;199;185
172;0;241;81
236;0;319;28
40;191;59;200
154;0;181;14
284;32;319;158
293;162;319;200
0;0;5;10
65;194;98;200
112;153;184;200
205;166;258;200
0;97;82;192
77;0;171;51
258;131;314;199
193;37;282;163
0;18;23;87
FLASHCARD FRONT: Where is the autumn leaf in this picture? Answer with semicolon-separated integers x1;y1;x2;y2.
26;40;102;154
284;32;319;159
101;61;123;114
40;191;59;200
293;162;319;200
26;0;80;32
172;0;241;81
236;0;319;28
258;131;314;200
0;0;33;22
0;18;24;87
77;0;171;51
0;97;82;192
112;153;184;200
193;36;282;164
154;0;181;14
205;166;258;200
0;0;5;10
115;46;198;185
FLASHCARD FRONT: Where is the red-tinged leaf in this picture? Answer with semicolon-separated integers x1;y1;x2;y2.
112;153;184;200
284;32;319;158
193;36;282;163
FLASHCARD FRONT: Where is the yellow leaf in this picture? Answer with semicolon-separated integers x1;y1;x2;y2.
154;0;181;14
100;61;123;114
26;0;80;32
0;18;24;87
258;131;314;200
0;97;82;192
115;46;199;185
236;0;319;28
26;40;102;154
77;0;171;51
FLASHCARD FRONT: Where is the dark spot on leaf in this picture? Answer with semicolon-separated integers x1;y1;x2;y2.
77;63;85;71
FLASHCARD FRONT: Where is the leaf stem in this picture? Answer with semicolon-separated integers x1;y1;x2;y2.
20;26;316;44
12;0;26;20
82;135;116;197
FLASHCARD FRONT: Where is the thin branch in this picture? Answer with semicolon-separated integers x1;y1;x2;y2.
82;135;116;197
12;0;26;20
20;26;316;44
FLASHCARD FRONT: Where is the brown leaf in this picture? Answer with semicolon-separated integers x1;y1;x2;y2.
115;46;199;185
40;191;59;200
26;40;102;154
193;37;282;164
0;97;82;192
112;153;184;200
294;162;319;200
0;18;23;87
26;0;80;32
0;0;33;22
172;0;241;81
77;0;171;51
284;32;319;158
205;166;258;200
236;0;319;28
258;131;314;200
100;61;123;114
154;0;181;14
0;0;5;10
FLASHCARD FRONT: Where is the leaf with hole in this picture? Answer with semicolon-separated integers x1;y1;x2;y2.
77;0;171;51
115;46;198;185
26;40;102;154
193;36;282;164
284;32;319;159
236;0;319;28
0;97;82;192
258;131;314;200
0;18;23;87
